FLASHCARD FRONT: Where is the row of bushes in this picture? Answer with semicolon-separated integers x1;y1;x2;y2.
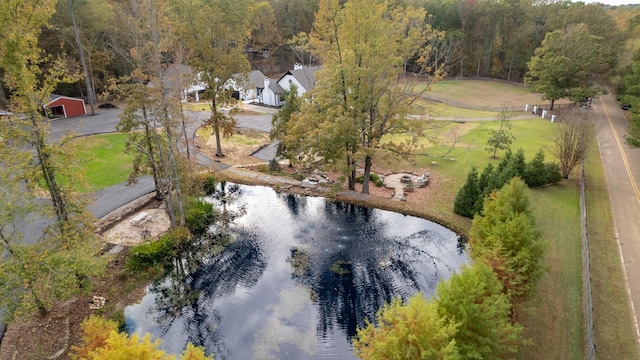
454;149;561;217
355;178;546;358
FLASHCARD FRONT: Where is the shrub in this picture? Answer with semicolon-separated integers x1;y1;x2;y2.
356;173;384;187
202;175;217;195
256;164;270;173
126;234;176;271
292;173;305;181
268;158;282;172
185;198;215;234
545;162;563;184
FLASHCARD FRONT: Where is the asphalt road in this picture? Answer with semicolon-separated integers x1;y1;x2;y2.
49;108;124;141
593;92;640;343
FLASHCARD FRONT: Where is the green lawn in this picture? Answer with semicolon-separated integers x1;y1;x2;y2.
411;98;500;118
72;133;134;192
518;181;585;360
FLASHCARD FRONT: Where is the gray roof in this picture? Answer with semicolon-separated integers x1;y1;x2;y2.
248;70;267;88
230;70;268;89
281;65;321;91
269;80;284;94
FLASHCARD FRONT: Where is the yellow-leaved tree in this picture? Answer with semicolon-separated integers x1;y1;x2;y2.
71;315;212;360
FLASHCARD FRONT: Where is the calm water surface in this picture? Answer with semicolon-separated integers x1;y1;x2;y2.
125;184;467;359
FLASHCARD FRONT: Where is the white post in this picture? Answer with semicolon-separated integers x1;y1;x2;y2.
542;109;547;118
525;104;529;112
533;106;537;115
551;114;556;122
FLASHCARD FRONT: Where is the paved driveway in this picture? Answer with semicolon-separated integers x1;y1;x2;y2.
593;92;640;343
49;108;123;142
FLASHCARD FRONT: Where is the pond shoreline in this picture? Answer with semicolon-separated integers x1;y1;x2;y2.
215;166;471;241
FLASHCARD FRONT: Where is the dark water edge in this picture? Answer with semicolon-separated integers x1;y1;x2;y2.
125;183;467;360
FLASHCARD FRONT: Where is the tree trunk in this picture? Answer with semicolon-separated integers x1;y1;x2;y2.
362;155;372;194
550;99;555;111
31;116;68;224
165;124;186;226
346;151;356;191
68;0;95;116
144;123;163;200
507;53;514;82
0;80;7;109
179;103;191;160
212;99;224;157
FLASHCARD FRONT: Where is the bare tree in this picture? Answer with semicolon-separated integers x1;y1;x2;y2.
553;108;597;178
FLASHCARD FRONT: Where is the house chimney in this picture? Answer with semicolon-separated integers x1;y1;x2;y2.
294;63;303;70
264;77;270;89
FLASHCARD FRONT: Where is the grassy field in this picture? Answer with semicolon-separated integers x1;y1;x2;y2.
72;133;134;192
411;98;500;118
518;181;584;360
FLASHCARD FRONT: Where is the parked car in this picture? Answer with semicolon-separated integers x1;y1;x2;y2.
621;104;632;111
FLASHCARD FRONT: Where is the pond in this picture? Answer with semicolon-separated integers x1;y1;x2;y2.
125;183;467;360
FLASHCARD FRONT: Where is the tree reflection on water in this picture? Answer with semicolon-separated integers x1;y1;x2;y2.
128;183;466;360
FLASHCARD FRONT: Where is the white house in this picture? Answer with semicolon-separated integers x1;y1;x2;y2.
261;64;322;107
163;64;267;103
277;64;321;98
226;69;267;102
261;77;284;107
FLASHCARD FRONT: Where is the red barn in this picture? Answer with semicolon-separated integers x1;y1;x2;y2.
46;94;86;118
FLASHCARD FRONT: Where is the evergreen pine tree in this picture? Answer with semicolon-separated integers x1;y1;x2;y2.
523;150;548;188
474;164;495;214
469;178;547;299
545;162;563;184
454;167;480;218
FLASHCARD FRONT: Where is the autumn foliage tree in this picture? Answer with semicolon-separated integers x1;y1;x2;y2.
284;0;443;193
354;295;460;360
0;0;106;317
169;0;253;158
72;315;213;359
353;264;524;360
